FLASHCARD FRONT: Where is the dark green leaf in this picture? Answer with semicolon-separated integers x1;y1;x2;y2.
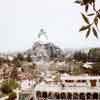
79;25;91;32
92;27;98;38
97;14;100;19
74;0;81;4
87;13;95;16
81;13;90;24
82;0;89;5
94;16;98;27
92;0;95;3
86;28;91;38
85;5;89;12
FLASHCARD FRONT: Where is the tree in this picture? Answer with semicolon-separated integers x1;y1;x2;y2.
88;48;100;62
0;81;12;94
6;92;16;100
0;80;18;95
73;51;87;62
16;53;24;61
26;54;32;62
53;72;60;82
75;0;100;38
10;67;18;80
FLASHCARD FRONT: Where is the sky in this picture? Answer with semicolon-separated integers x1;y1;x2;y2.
0;0;100;52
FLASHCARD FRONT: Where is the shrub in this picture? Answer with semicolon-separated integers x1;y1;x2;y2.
0;80;19;95
0;82;12;94
6;92;17;100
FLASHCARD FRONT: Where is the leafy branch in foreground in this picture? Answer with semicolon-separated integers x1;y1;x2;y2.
75;0;100;38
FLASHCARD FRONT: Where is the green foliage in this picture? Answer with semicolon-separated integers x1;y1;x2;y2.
6;92;16;100
88;48;100;62
92;27;98;38
88;48;96;56
16;53;24;61
86;28;91;38
72;66;81;75
75;0;100;38
10;67;18;80
26;54;32;62
79;25;91;31
73;51;87;62
0;82;12;94
13;53;24;65
81;13;90;24
13;57;22;67
8;80;19;89
0;80;19;95
53;72;60;82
